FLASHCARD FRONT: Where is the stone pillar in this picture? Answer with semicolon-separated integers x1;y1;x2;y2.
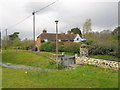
80;44;88;57
79;44;88;65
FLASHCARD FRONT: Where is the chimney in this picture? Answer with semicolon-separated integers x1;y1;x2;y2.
71;32;74;34
61;33;65;35
67;30;71;34
43;29;47;34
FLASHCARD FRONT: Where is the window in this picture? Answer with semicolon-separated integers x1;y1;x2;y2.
77;38;79;40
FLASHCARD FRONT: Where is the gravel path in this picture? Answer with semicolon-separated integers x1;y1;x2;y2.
0;62;57;71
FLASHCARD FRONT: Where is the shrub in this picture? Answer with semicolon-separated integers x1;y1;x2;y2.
39;41;56;52
60;42;80;53
39;42;80;53
84;40;93;45
49;61;56;65
58;64;67;69
88;44;118;57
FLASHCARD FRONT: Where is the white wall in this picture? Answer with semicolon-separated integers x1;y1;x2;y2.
74;34;82;43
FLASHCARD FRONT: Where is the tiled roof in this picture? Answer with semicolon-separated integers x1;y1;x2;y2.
38;33;76;41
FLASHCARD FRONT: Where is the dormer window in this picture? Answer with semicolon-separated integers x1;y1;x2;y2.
43;29;47;34
77;38;79;40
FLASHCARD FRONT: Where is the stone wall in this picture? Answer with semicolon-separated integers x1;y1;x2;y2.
80;47;88;56
76;56;120;70
20;50;62;63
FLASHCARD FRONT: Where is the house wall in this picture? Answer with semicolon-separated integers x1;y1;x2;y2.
36;37;41;46
74;34;82;43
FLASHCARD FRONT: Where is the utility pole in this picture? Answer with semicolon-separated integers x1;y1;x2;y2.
5;29;8;50
32;11;36;50
55;20;59;69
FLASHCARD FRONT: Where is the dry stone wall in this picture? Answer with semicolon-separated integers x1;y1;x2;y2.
20;50;62;62
76;56;120;70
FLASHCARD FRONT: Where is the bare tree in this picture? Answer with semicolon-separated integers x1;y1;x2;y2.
83;19;92;34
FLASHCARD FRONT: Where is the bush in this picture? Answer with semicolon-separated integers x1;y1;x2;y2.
58;64;66;69
21;46;30;50
88;45;118;57
49;61;56;65
84;40;93;45
39;41;56;52
39;42;80;53
60;42;80;53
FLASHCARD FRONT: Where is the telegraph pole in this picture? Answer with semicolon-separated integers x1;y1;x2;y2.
5;29;7;40
31;1;58;51
32;11;36;50
55;20;59;69
5;29;8;50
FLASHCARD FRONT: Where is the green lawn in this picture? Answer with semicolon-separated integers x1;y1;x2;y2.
2;50;57;69
89;55;120;61
2;65;118;88
0;52;1;62
0;67;2;89
2;50;119;88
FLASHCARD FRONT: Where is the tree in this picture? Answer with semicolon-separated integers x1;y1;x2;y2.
8;32;21;48
83;19;92;34
21;38;34;49
108;27;120;41
112;27;120;37
9;32;19;40
70;27;82;37
12;37;21;47
0;32;1;50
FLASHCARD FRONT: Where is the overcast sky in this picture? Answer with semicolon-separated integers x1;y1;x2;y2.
0;0;119;40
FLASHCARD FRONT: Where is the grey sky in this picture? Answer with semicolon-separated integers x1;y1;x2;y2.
0;0;119;40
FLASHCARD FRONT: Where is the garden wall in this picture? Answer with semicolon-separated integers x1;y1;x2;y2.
22;50;62;63
76;56;120;70
20;50;120;70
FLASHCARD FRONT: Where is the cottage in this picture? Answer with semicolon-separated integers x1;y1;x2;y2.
36;30;83;47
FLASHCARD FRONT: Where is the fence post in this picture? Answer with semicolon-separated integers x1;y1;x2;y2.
61;52;65;65
75;54;77;64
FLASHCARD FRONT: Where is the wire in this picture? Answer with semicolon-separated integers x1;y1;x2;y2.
6;0;59;30
7;15;32;30
35;0;59;13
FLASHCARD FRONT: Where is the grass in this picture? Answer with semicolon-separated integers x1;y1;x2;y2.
2;50;119;88
2;50;57;69
0;67;2;89
89;55;120;61
0;52;1;62
2;65;118;88
42;51;120;61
